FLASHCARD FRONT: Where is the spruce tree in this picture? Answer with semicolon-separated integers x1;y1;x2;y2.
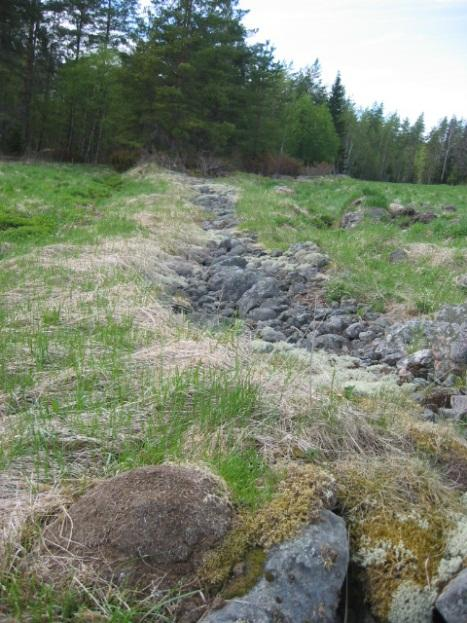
328;72;347;171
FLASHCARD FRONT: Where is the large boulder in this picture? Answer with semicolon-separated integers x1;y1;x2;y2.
237;277;282;316
201;510;349;623
44;465;232;586
208;267;258;301
435;568;467;623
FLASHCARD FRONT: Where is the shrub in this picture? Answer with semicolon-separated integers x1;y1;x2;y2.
247;153;302;177
109;149;140;173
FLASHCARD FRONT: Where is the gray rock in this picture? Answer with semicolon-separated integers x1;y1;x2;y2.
259;327;286;343
359;331;377;342
451;395;467;416
313;334;348;353
208;268;258;301
238;278;281;316
213;256;248;269
435;568;467;623
313;307;333;321
437;408;463;421
382;351;405;366
296;252;329;269
201;510;349;623
168;259;199;278
389;249;409;263
288;309;312;328
413;211;437;224
341;211;364;229
249;306;279;322
320;315;354;335
450;337;467;365
366;207;389;222
397;349;433;374
345;322;367;340
436;304;467;325
297;264;319;280
455;275;467;290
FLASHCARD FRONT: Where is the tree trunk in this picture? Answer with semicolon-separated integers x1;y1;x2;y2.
23;1;40;152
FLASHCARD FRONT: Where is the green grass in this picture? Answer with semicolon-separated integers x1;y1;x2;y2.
1;162;466;621
0;162;167;254
231;174;467;311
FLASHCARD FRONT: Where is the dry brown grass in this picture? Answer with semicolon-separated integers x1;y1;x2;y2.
406;243;466;267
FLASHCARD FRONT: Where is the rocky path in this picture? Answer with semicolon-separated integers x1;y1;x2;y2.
172;181;467;424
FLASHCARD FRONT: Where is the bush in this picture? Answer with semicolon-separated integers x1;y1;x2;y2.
109;149;140;173
246;153;302;177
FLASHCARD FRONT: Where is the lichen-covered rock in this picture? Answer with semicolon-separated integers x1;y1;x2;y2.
435;568;467;623
388;582;436;623
44;465;232;586
201;510;349;623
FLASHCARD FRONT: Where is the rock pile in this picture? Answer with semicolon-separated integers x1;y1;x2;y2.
172;184;466;422
340;201;441;230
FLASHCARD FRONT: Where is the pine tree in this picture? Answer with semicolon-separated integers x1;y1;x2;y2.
328;72;347;172
285;95;339;165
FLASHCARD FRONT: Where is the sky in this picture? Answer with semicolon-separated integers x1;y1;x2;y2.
140;0;467;128
237;0;467;128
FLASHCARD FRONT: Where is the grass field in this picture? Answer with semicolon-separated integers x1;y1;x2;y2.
0;161;466;621
233;174;467;313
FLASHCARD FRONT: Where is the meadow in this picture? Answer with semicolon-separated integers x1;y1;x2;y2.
0;161;465;621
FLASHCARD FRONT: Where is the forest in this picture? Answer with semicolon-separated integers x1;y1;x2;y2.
1;0;466;183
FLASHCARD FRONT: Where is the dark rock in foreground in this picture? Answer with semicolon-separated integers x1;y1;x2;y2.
201;510;349;623
435;568;467;623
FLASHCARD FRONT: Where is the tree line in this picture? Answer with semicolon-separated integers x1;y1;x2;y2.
1;0;466;183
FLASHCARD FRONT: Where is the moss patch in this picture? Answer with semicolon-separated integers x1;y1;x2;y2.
199;464;336;594
408;423;467;488
222;548;267;599
336;457;456;620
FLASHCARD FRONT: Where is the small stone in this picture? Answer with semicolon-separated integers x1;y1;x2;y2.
397;349;433;374
389;249;409;263
341;211;364;229
413;211;437;224
313;333;348;353
389;202;416;217
455;275;467;290
450;338;467;365
451;395;467;416
249;306;279;322
259;327;286;343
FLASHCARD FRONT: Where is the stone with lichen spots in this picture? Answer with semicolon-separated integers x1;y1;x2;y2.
201;510;348;623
